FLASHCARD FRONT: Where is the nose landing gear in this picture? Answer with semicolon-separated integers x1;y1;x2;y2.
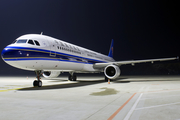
33;70;43;87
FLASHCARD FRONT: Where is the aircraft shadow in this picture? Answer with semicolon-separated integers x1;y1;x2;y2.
18;76;178;91
18;78;128;91
114;81;131;83
19;80;104;91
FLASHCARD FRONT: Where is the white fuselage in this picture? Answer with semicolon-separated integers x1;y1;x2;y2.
1;34;115;73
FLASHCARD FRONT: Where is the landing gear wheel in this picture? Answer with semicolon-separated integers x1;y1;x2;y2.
33;80;38;87
38;81;42;87
33;80;42;87
68;75;72;81
72;75;77;81
33;70;43;87
68;74;77;81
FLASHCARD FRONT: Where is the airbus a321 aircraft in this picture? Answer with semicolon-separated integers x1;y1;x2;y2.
1;34;178;87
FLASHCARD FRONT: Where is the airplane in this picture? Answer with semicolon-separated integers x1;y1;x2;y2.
1;33;178;87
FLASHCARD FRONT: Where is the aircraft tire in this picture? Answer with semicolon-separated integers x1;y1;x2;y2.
33;80;42;87
33;80;38;87
73;75;77;81
38;81;42;87
68;75;73;81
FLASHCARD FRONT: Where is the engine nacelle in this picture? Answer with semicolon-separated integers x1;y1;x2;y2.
43;71;61;78
104;65;121;79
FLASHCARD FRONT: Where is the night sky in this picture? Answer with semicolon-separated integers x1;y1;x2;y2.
0;0;179;76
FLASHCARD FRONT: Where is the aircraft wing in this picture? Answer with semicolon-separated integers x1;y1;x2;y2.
93;57;178;69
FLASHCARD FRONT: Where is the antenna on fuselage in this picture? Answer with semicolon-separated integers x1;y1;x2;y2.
40;32;43;35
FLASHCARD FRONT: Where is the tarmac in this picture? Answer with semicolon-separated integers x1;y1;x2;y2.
0;75;180;120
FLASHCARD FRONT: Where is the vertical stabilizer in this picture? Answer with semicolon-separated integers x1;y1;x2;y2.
108;39;114;58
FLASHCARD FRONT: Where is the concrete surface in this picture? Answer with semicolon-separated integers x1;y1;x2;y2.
0;76;180;120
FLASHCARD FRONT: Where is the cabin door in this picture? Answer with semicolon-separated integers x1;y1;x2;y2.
50;40;58;57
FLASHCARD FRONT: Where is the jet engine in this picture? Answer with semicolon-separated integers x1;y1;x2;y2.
43;71;61;78
104;65;120;79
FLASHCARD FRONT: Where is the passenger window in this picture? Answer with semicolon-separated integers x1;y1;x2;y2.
34;40;40;46
28;40;34;45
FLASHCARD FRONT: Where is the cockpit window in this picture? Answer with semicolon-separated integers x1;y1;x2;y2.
16;39;27;43
34;40;40;46
28;39;34;45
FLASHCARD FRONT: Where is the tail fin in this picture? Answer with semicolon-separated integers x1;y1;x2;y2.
108;39;114;58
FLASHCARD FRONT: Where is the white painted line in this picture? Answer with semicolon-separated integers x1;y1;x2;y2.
143;89;180;94
140;94;180;100
124;93;143;120
135;102;180;110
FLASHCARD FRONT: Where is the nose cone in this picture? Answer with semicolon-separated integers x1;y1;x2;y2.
1;47;15;61
1;47;7;60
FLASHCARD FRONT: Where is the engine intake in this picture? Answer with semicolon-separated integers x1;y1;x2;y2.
43;71;60;78
104;65;120;79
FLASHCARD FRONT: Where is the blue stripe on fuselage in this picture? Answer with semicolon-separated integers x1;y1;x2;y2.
2;46;108;64
3;57;92;64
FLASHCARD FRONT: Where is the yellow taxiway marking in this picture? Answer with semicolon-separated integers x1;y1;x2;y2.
0;88;22;92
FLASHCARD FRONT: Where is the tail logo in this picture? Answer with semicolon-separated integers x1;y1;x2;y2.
111;47;113;55
108;39;114;58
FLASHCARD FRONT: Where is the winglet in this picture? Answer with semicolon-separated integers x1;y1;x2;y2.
108;39;114;58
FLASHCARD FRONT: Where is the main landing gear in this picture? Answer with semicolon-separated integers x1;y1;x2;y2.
105;76;109;82
33;70;42;87
105;76;112;82
68;72;77;81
